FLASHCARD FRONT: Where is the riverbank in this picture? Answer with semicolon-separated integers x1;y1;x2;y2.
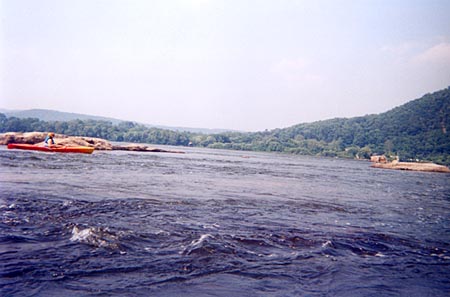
0;132;184;153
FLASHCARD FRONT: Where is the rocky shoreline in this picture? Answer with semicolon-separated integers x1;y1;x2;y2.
370;158;450;173
0;132;184;154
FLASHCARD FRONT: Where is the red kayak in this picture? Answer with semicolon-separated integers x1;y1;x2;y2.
7;143;94;154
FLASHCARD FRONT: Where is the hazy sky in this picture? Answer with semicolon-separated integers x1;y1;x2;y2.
1;0;450;131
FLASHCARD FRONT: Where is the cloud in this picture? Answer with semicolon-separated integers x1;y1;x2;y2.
413;42;450;65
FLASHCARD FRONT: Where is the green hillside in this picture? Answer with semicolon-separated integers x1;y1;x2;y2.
1;87;449;165
201;87;450;164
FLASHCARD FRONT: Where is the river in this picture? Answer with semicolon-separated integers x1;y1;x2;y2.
1;146;449;296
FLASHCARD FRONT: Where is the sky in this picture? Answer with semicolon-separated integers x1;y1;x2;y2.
1;0;450;131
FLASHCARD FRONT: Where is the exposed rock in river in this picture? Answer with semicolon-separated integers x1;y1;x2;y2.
369;154;449;173
371;160;450;173
0;132;184;153
370;155;387;163
111;143;185;153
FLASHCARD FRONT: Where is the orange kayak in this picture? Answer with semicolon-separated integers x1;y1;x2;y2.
7;143;94;154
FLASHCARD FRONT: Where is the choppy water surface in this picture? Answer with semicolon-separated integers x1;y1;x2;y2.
1;146;449;296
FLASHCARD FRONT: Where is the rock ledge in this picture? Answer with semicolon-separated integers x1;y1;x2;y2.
371;161;450;173
0;132;184;153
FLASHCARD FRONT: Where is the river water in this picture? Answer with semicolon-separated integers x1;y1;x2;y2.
1;146;449;296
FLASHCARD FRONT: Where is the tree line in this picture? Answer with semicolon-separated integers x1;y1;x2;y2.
0;114;193;146
1;87;449;165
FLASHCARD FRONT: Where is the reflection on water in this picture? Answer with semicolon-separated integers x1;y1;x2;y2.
1;146;449;296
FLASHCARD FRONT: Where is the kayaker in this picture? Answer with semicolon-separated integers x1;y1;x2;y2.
44;132;56;146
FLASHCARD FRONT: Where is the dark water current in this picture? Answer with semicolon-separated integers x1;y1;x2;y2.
1;146;449;296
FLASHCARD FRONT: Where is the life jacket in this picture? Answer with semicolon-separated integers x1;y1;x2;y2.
44;135;55;145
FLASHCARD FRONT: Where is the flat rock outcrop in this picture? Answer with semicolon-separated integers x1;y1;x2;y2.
111;143;185;153
0;132;48;145
371;161;450;173
0;132;112;150
0;132;184;153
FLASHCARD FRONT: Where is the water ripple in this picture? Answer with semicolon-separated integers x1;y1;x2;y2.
1;147;449;296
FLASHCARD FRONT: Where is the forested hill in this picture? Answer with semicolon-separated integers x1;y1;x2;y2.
213;87;449;164
1;87;449;165
276;87;449;159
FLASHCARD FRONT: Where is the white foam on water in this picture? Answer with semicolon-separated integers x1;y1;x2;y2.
70;226;94;242
190;234;213;248
70;226;120;249
181;234;214;254
322;240;332;248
